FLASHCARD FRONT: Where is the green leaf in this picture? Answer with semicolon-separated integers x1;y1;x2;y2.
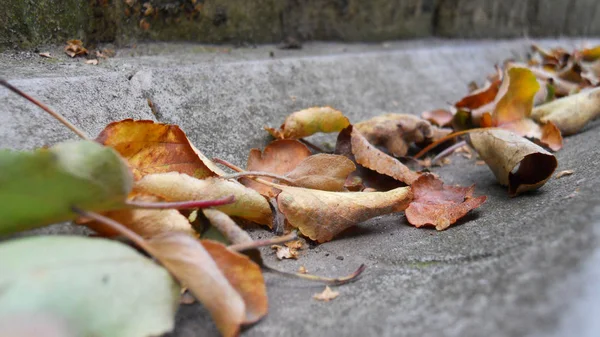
0;236;179;337
0;140;133;235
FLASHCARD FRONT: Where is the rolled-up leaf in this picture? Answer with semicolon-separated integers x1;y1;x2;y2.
468;129;557;196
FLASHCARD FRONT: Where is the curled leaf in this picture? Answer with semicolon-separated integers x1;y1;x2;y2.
455;78;502;110
64;39;87;57
146;234;245;337
531;87;600;136
421;109;453;127
135;173;272;226
277;185;412;242
97;119;223;180
242;140;311;196
468;129;557;196
0;141;132;235
201;240;268;324
265;107;350;139
405;174;486;230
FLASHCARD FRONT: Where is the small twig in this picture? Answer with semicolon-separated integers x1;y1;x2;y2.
264;263;366;286
72;207;152;253
299;139;329;153
0;79;91;140
228;231;298;252
126;195;235;209
431;140;468;165
221;171;298;186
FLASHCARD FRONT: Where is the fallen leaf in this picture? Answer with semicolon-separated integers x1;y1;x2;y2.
285;154;356;191
135;172;272;226
0;140;132;235
298;265;308;274
271;245;298;259
202;208;254;245
580;45;600;62
241;140;311;196
39;52;53;59
468;129;557;196
64;39;87;57
421;109;454;127
97;119;224;180
530;87;600;136
277;185;412;242
201;240;268;324
146;234;245;337
0;313;75;337
555;170;574;179
313;286;339;301
85;59;99;65
455;77;502;110
265;107;350;139
405;174;486;230
0;236;179;337
355;113;435;157
346;126;420;184
285;240;303;249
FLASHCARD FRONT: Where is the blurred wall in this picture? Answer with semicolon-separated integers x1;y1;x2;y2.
1;0;599;49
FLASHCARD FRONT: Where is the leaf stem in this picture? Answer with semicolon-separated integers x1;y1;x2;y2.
72;207;153;253
213;157;287;189
414;129;479;159
0;79;91;140
221;172;298;186
264;263;366;286
228;231;298;252
431;140;468;164
126;195;235;209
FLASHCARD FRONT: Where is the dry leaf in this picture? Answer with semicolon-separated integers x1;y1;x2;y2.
203;209;253;245
285;154;356;191
97;119;223;179
347;126;420;185
355;113;435;157
298;266;308;274
271;245;298;259
421;109;453;127
277;185;412;242
242;140;311;197
468;129;557;196
265;107;350;139
285;240;303;249
146;233;245;337
85;59;98;65
555;170;574;179
64;40;87;58
455;78;502;110
136;173;272;226
313;286;339;301
39;52;53;59
531;87;600;136
580;46;600;62
405;174;486;230
201;240;268;324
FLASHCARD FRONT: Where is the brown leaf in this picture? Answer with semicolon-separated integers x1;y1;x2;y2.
97;119;223;180
285;154;356;191
421;109;453;127
271;245;298;259
265;107;350;139
349;126;420;185
146;233;245;337
455;78;502;110
64;39;88;58
202;209;253;245
38;52;53;59
531;87;600;136
136;173;272;226
277;185;412;242
242;140;311;197
201;240;268;324
313;286;339;301
555;170;574;179
87;208;194;238
468;129;557;196
354;113;434;157
85;59;98;65
405;174;486;230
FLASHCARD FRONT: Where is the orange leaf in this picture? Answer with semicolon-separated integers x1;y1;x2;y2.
455;78;501;110
201;240;268;324
421;109;454;127
493;67;540;125
97;119;223;180
405;174;486;230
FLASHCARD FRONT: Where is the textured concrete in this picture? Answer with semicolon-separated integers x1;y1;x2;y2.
1;39;599;337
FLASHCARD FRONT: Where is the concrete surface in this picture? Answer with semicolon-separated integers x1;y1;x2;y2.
1;39;599;337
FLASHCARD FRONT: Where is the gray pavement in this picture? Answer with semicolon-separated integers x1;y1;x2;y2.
1;39;599;337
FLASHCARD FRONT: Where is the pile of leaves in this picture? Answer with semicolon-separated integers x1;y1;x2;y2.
1;43;599;337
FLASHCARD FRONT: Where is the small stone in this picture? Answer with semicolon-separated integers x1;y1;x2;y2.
336;256;344;260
